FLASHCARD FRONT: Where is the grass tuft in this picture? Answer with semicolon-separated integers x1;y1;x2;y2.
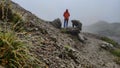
111;49;120;57
0;31;43;68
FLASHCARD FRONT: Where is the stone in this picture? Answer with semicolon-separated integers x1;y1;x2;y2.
51;18;62;29
78;33;87;43
100;42;114;50
65;27;80;35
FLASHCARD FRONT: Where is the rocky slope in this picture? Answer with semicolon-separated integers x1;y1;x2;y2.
0;1;120;68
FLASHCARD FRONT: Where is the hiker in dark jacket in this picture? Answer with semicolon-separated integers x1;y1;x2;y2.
63;9;70;28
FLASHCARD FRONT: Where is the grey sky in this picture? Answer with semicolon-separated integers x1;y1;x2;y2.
12;0;120;26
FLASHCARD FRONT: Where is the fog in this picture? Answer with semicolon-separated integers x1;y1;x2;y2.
12;0;120;26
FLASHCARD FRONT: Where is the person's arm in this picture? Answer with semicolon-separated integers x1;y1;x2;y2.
63;12;65;17
68;12;70;17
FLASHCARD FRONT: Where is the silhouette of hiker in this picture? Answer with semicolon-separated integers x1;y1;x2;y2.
63;9;70;28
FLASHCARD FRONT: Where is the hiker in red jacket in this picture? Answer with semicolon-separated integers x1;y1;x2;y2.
63;9;70;28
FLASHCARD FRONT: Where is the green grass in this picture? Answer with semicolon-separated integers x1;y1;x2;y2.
0;31;42;68
0;3;24;32
64;45;71;51
100;36;119;47
61;28;67;33
111;49;120;65
114;57;120;65
111;49;120;57
101;37;120;65
9;12;24;32
11;13;23;23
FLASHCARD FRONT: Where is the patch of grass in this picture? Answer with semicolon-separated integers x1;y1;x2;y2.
0;31;43;68
0;3;24;32
64;45;76;52
101;36;120;64
111;48;120;65
111;49;120;57
0;1;19;22
11;13;23;23
64;45;71;51
0;3;23;23
0;1;14;22
61;28;67;33
9;12;24;32
100;36;119;47
114;57;120;65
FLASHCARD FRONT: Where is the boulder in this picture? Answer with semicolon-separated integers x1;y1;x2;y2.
51;18;62;29
100;42;114;50
78;33;87;43
71;20;82;31
65;27;80;35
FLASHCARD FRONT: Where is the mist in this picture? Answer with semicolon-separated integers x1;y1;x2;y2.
12;0;120;26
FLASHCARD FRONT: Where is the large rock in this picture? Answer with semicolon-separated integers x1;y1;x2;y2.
78;33;87;43
71;20;82;31
65;27;80;35
51;18;62;29
100;42;114;50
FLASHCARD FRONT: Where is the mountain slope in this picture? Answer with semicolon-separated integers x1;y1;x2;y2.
83;21;120;43
0;1;120;68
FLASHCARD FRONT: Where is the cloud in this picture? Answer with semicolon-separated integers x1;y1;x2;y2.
12;0;120;25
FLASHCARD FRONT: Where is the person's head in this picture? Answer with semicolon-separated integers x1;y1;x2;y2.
66;9;68;12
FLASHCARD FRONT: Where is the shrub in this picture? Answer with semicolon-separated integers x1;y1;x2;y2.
11;13;23;23
0;1;25;32
0;1;13;21
0;31;42;68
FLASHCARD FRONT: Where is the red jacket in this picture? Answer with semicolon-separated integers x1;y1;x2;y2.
63;10;70;20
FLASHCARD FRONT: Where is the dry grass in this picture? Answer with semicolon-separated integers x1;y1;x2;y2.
0;31;43;68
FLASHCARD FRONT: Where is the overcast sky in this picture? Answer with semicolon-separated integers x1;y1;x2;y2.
12;0;120;26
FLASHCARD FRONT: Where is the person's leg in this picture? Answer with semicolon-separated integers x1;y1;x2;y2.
66;19;68;27
64;19;66;28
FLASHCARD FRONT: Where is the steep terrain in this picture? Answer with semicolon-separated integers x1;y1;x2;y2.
0;1;120;68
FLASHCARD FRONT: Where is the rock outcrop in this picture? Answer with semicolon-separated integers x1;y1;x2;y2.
100;42;114;50
78;33;87;43
64;27;80;35
50;18;62;29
